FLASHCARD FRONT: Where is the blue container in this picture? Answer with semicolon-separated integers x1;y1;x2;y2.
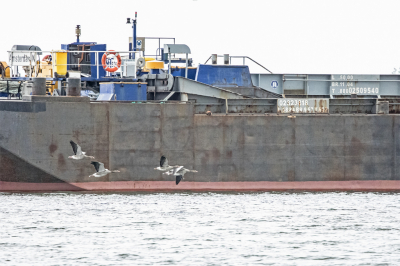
61;42;106;79
195;64;253;88
97;82;147;101
171;67;197;80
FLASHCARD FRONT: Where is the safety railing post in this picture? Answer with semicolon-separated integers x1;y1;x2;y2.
185;53;188;78
96;52;99;79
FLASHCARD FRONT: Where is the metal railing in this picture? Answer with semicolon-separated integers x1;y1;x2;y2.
204;55;273;74
139;37;176;60
7;50;140;79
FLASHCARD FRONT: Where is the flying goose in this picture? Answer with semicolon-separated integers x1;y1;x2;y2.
68;141;94;160
154;155;180;172
163;166;198;185
89;161;120;177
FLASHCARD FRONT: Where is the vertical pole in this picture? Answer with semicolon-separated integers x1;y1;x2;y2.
168;52;171;75
185;53;188;78
51;52;54;78
9;52;12;77
35;53;37;77
306;74;309;97
133;12;137;61
29;52;32;78
96;52;99;79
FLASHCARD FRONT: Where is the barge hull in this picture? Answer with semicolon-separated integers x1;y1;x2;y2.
0;100;399;192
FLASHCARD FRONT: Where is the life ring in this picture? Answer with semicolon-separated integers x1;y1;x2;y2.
101;50;121;72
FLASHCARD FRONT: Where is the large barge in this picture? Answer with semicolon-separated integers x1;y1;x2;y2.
1;19;400;192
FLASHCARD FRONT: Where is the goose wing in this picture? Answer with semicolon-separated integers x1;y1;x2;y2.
91;161;100;172
98;162;105;172
172;166;183;175
160;156;168;167
91;161;105;172
176;175;183;185
76;144;82;155
70;141;78;155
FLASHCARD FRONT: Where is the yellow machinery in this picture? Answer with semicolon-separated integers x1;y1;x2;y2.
35;60;56;94
142;57;157;72
53;50;67;76
30;51;67;93
145;61;165;70
37;61;53;78
0;61;10;78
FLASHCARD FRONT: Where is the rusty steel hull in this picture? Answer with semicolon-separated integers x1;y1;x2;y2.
0;100;400;192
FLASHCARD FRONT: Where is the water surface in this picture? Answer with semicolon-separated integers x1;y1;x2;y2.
1;192;399;265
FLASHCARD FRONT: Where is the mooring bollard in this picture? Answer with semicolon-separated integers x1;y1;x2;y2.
66;78;81;96
32;77;46;95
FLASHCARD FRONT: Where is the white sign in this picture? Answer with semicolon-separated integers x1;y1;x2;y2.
277;98;329;113
9;52;36;66
271;80;278;89
129;37;145;51
330;75;380;95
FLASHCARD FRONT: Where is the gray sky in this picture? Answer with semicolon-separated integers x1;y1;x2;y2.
1;0;399;74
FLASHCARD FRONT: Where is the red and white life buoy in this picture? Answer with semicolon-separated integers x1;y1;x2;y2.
101;50;122;72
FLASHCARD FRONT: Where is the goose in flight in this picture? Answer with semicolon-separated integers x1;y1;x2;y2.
68;141;94;160
163;166;198;185
89;161;120;178
154;155;180;172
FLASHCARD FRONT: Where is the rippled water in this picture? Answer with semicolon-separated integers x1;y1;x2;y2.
1;192;400;265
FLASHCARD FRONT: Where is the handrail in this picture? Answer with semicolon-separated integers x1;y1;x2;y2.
203;55;273;74
137;37;175;59
7;50;140;53
7;50;141;79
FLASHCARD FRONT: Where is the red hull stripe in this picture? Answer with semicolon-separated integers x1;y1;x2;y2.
2;180;400;192
0;181;83;192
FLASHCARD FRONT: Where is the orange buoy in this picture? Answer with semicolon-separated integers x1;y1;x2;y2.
101;50;122;72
